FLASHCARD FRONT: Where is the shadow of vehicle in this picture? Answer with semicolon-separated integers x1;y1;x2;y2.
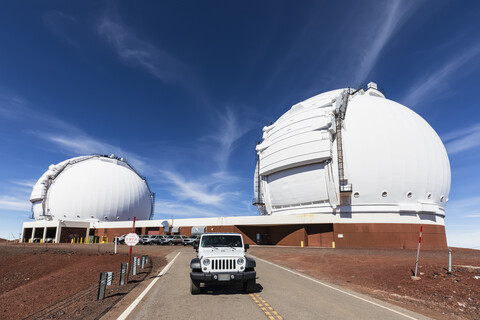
198;282;263;295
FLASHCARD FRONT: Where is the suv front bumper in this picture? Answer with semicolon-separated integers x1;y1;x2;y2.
190;270;256;282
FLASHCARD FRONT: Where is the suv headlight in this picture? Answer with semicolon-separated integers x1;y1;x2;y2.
237;258;245;265
203;258;210;266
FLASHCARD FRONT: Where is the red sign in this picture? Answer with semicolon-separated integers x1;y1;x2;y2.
125;233;139;246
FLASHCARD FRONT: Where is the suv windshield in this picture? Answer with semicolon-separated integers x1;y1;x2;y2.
201;235;242;248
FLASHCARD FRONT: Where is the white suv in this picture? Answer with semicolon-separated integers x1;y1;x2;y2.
189;233;256;294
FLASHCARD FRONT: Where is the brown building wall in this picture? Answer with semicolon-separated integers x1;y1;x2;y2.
319;232;334;248
269;225;306;246
206;225;266;245
206;226;237;233
180;227;192;237
236;226;269;245
333;223;447;249
306;224;334;247
146;227;162;235
90;222;447;249
94;228;132;240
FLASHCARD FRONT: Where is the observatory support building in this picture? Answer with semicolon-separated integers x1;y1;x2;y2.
22;155;154;243
21;83;451;249
251;82;450;248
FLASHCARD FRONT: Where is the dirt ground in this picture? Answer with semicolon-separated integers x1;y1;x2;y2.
1;243;479;320
0;242;175;320
249;246;480;320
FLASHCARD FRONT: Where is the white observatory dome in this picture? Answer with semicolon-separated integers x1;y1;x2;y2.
254;83;451;223
30;155;154;222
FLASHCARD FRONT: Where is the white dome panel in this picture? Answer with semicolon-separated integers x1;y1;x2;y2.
343;95;450;209
267;163;329;208
30;155;153;221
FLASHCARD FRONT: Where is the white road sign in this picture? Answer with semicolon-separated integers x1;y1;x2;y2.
125;233;139;246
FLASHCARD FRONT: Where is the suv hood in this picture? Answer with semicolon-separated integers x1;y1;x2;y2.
199;247;244;258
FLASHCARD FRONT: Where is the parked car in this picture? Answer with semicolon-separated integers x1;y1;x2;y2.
160;235;174;245
114;234;126;244
183;235;201;246
32;237;41;243
162;235;186;245
44;237;54;243
152;235;166;245
138;235;148;244
140;235;157;245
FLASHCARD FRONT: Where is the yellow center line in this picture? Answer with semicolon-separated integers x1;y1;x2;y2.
249;293;283;320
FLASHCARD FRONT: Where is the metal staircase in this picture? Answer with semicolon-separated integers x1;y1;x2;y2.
335;90;352;194
252;151;265;206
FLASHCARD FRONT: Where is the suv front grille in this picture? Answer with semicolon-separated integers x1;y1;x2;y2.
211;258;236;271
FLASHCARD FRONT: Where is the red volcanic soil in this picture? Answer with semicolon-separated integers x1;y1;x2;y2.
2;243;479;320
0;243;174;320
249;246;480;320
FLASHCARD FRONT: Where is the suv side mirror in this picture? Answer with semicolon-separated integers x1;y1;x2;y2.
193;243;198;250
244;244;249;251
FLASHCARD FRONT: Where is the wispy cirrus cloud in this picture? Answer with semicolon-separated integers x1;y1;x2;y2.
153;199;253;220
11;180;37;188
403;43;480;108
442;123;480;155
0;92;29;119
98;11;184;82
352;0;418;85
446;196;480;217
152;109;251;211
203;108;252;170
2;91;248;219
160;170;239;206
0;196;31;212
445;196;480;248
153;200;224;219
3;180;38;198
43;10;80;47
0;178;33;212
0;91;84;136
1;91;149;173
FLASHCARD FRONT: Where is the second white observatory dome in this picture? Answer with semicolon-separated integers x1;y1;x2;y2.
30;155;154;222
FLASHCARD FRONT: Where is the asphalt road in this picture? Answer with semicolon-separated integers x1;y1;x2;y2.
121;247;430;320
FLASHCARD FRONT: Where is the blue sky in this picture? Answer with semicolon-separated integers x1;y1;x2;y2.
1;1;479;248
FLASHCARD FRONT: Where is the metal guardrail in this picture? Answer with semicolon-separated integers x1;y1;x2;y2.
22;255;151;320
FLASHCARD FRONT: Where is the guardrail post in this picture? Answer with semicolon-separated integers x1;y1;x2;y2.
97;272;107;300
448;249;452;272
120;263;128;285
132;257;137;275
106;272;113;285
